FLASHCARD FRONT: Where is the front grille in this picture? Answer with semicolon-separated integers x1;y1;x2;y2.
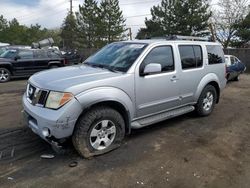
26;84;48;107
38;90;48;105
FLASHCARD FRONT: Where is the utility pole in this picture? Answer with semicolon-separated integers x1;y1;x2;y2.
128;28;132;40
70;0;73;15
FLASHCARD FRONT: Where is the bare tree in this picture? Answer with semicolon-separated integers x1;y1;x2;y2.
212;0;249;48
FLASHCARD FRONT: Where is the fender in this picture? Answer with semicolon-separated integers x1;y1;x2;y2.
194;73;220;101
75;86;135;120
48;61;62;67
0;61;14;73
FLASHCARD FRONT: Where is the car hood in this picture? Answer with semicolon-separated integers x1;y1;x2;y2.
29;65;122;94
0;58;12;62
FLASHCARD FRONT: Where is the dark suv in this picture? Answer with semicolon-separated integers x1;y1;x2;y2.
0;48;67;83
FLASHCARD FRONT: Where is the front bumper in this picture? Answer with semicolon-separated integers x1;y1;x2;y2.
22;94;82;141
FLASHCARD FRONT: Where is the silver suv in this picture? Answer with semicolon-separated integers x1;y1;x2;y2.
22;37;227;158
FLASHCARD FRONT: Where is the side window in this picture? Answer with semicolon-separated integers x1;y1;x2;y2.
18;50;33;59
141;46;174;73
230;56;236;65
34;50;47;58
206;45;224;64
47;50;61;58
179;45;203;69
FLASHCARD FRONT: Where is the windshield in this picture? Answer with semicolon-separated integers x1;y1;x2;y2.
0;49;17;59
225;56;231;66
84;42;147;72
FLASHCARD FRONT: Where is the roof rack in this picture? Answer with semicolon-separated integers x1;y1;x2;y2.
149;35;211;42
166;35;211;41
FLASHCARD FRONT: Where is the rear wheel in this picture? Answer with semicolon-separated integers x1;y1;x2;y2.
49;65;59;69
233;75;239;81
196;85;217;116
0;68;11;83
72;106;125;158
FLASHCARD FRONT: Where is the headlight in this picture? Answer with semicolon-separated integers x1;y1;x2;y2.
45;91;73;109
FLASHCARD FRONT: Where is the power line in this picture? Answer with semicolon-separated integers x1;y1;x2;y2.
125;14;151;19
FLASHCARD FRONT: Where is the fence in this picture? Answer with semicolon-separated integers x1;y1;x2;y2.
224;48;250;73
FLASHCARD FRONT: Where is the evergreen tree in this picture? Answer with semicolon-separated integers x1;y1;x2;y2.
136;0;211;39
235;12;250;47
76;0;100;48
61;13;78;50
99;0;126;44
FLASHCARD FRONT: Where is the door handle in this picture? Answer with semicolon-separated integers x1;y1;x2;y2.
170;75;179;82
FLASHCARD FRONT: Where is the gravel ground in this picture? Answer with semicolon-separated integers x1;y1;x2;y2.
0;75;250;188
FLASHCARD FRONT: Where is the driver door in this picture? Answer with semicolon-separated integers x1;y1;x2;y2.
13;49;35;75
135;45;181;118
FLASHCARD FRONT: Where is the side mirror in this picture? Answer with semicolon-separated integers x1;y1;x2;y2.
141;63;162;76
14;55;21;61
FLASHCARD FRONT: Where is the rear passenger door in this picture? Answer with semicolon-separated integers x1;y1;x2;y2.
33;50;49;72
178;45;204;104
135;45;181;117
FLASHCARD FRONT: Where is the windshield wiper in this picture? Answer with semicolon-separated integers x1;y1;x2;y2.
84;62;119;73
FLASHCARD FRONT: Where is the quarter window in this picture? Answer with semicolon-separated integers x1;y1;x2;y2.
18;50;33;59
141;46;174;73
179;45;203;69
206;45;224;64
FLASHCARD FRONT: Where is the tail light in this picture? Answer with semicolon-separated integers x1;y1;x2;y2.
63;59;68;65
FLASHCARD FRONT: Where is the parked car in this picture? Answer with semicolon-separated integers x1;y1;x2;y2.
62;50;83;65
225;55;246;81
0;48;67;83
22;36;227;158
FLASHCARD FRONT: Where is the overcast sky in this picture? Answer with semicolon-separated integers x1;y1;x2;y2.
1;0;219;38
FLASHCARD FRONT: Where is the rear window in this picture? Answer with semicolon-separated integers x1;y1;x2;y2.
179;45;203;69
47;50;61;58
206;45;224;64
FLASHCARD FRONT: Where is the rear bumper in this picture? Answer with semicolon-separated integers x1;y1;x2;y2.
22;94;82;141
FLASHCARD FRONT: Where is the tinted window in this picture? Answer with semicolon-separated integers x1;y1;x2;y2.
47;50;61;58
206;45;224;64
34;50;47;58
18;50;33;59
141;46;174;73
230;56;236;64
179;45;203;69
0;49;17;59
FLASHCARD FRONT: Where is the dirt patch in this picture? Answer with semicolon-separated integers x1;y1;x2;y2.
0;75;250;188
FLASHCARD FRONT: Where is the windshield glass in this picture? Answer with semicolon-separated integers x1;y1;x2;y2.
0;49;17;59
84;42;147;72
225;56;231;66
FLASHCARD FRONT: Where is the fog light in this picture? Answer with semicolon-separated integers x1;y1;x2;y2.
42;127;50;137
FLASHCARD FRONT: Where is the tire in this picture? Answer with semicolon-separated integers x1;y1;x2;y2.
72;106;125;158
0;68;11;83
49;65;59;69
233;75;239;81
195;85;217;117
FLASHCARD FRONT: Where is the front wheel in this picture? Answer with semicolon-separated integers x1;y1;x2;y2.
72;106;125;158
195;85;217;116
0;68;11;83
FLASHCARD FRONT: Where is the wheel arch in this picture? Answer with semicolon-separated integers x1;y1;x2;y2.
195;73;221;104
0;63;13;75
75;87;134;135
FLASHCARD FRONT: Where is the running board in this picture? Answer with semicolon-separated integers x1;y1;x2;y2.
131;106;195;129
